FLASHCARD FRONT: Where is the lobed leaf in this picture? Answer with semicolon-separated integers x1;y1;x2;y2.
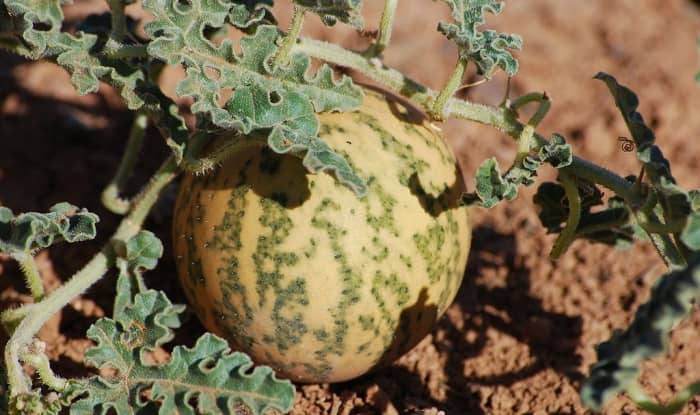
294;0;364;29
463;133;572;208
0;203;98;256
581;258;700;411
594;72;674;185
462;157;517;208
3;0;154;110
229;0;275;30
435;0;521;77
113;231;163;316
143;0;366;193
74;290;295;415
3;0;64;58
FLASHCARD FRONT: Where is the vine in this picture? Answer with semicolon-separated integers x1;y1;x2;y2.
0;1;698;413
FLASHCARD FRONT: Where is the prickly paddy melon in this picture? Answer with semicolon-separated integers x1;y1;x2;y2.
172;87;471;383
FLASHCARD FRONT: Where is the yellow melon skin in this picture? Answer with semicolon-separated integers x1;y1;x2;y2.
172;88;471;383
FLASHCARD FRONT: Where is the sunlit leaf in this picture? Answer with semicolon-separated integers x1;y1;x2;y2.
72;290;295;415
143;0;366;193
294;0;364;29
0;203;98;255
114;231;163;316
435;0;521;77
463;157;518;208
229;0;275;30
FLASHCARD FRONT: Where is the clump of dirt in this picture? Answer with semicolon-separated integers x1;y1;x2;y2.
2;0;700;414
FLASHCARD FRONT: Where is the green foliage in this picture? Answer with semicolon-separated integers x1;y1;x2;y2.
595;73;674;185
2;1;700;414
143;0;367;194
0;203;98;256
2;0;64;58
69;288;295;415
463;133;573;208
462;158;517;207
581;257;700;412
294;0;364;29
3;0;146;108
113;231;163;315
229;0;275;30
435;0;522;77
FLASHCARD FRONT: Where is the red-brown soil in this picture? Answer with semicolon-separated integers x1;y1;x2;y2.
2;0;700;414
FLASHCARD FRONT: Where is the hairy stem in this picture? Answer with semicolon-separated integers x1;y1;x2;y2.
5;154;180;396
364;0;398;57
295;38;634;199
0;304;36;336
550;171;582;259
274;5;305;68
181;133;268;175
295;37;430;100
636;210;687;269
19;341;67;392
102;110;148;215
106;0;127;40
16;254;44;301
431;58;468;120
513;93;550;163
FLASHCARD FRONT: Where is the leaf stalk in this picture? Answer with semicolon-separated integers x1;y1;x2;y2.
101;110;148;215
15;254;44;301
430;58;468;120
19;340;67;392
550;171;582;259
5;152;181;397
364;0;398;57
273;5;306;68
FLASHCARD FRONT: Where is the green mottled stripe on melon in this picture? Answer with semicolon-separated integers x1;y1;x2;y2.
173;87;471;383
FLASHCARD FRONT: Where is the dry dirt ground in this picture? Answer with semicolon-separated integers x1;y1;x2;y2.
2;0;700;414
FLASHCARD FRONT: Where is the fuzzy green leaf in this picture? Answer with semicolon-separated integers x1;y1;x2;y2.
294;0;364;29
114;231;163;315
581;258;700;411
463;134;572;207
464;157;518;208
3;0;64;58
509;133;573;186
594;72;674;184
3;0;153;110
537;133;573;168
125;230;163;272
143;2;366;193
436;0;521;77
74;290;295;415
0;203;98;255
229;0;275;29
